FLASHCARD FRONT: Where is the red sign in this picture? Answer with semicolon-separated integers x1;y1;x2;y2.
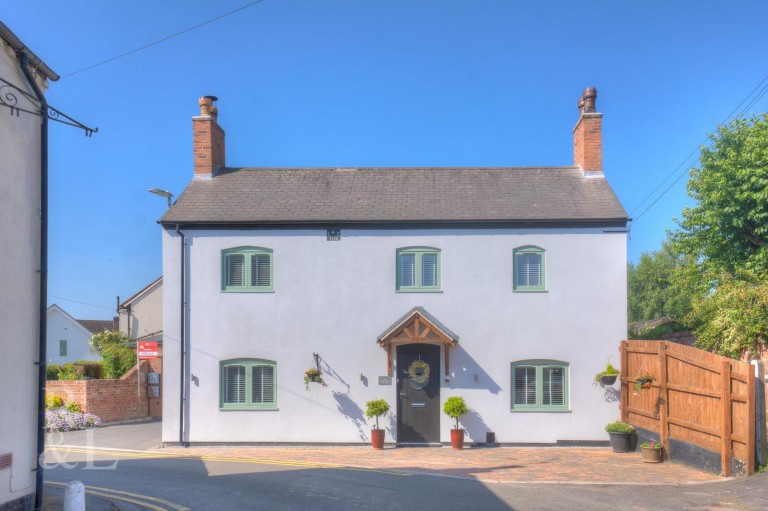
138;341;158;360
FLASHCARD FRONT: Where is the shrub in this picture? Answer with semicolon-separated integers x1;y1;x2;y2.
59;363;85;380
365;399;390;430
45;394;64;409
443;396;469;430
65;402;82;413
72;361;103;379
605;421;634;434
46;365;61;381
101;343;136;379
45;409;101;432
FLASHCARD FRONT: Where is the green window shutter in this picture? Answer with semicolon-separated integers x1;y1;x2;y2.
226;254;245;287
396;247;441;292
224;365;246;404
252;365;275;404
221;359;277;410
514;366;536;405
222;248;273;292
399;253;416;287
59;340;67;357
514;246;546;291
511;360;569;411
251;254;271;288
421;253;438;287
542;366;564;406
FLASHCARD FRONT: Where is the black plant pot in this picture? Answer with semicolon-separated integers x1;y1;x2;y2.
600;375;618;386
608;432;633;453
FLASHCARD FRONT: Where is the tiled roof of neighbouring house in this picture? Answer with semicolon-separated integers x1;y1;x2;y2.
159;166;628;226
77;319;115;334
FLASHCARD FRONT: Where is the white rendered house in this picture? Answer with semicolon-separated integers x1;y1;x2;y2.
46;304;105;365
160;89;628;446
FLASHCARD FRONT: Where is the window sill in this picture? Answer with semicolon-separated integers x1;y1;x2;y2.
220;407;279;411
509;409;571;413
221;289;275;293
513;289;548;293
396;289;443;293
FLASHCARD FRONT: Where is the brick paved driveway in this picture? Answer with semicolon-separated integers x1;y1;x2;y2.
155;445;721;485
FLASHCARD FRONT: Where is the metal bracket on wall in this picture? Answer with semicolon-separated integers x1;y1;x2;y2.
313;352;321;372
0;75;98;136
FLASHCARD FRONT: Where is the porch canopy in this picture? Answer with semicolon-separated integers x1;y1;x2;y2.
376;306;459;377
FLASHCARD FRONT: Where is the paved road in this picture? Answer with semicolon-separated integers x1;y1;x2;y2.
43;422;768;510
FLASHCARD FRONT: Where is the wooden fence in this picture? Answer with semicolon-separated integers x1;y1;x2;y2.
620;340;755;476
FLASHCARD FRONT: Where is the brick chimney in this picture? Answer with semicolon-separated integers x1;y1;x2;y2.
573;87;602;174
193;96;225;178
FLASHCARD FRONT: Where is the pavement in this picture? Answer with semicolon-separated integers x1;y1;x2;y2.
47;420;723;486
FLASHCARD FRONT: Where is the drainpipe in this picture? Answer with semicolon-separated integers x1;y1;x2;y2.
176;225;188;447
19;53;49;511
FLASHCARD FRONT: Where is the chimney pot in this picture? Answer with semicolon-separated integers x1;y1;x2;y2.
198;95;219;117
581;87;597;113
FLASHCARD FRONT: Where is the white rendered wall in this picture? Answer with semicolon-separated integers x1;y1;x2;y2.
46;308;100;365
0;40;47;506
119;280;163;340
162;226;627;444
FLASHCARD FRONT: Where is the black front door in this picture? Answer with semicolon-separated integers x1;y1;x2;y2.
397;344;440;444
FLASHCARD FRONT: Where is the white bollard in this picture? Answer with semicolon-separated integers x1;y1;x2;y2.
64;480;85;511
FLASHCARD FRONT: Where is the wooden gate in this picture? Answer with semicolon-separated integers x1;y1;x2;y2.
620;340;756;476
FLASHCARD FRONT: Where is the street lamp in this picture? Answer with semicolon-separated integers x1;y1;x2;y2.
148;188;173;208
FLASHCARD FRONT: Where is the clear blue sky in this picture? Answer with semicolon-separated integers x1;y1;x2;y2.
5;1;768;320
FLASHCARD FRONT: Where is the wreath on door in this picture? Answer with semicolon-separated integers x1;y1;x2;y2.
407;359;430;385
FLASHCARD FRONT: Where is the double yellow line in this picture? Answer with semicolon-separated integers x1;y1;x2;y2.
46;446;411;474
45;481;188;511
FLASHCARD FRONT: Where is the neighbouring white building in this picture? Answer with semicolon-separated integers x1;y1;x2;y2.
118;276;163;345
160;89;628;446
46;304;110;365
0;21;58;510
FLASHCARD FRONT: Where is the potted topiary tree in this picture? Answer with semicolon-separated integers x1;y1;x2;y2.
365;399;390;449
443;396;469;449
605;420;635;452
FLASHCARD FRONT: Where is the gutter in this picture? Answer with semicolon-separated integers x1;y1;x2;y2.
0;21;59;81
18;53;49;511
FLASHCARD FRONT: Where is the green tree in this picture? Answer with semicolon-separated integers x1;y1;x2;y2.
88;330;135;378
685;271;768;358
627;241;693;322
671;114;768;276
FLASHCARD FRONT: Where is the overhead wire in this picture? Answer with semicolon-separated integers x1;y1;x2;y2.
629;73;768;225
62;0;265;78
48;295;114;311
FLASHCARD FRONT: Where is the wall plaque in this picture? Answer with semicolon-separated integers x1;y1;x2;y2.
327;229;341;241
378;376;392;385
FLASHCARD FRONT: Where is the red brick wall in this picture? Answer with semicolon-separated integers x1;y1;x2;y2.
193;116;225;176
47;358;162;424
573;113;602;172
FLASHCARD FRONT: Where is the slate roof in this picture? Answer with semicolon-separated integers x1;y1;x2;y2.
159;166;628;226
77;319;115;334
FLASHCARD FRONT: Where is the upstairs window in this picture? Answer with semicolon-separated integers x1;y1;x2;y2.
513;246;545;291
396;247;441;292
511;360;569;411
222;247;273;292
220;359;277;410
